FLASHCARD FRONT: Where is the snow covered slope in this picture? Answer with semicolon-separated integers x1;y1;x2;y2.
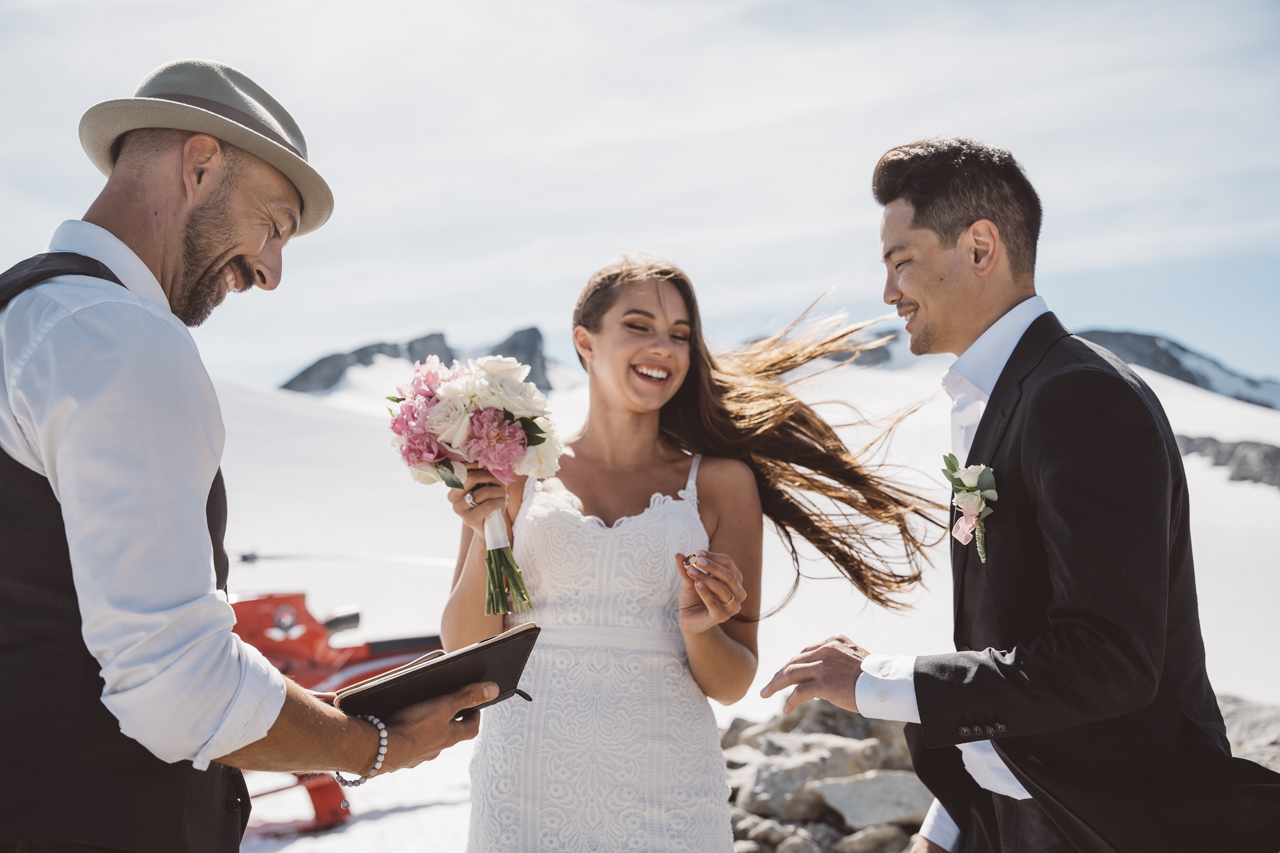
224;354;1280;849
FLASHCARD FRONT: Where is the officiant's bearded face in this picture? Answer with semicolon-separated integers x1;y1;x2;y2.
113;130;302;326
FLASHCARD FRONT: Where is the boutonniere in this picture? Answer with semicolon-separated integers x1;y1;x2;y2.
942;454;998;563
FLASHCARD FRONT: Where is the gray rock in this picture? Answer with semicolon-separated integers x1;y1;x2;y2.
1178;436;1280;490
734;841;769;853
726;744;768;767
801;821;846;848
777;836;822;853
350;342;402;366
1219;693;1280;773
835;824;911;853
788;700;913;770
406;332;454;365
807;770;934;829
489;327;550;390
732;807;764;840
747;818;792;847
756;732;881;764
737;737;882;820
723;717;755;749
739;719;783;749
281;352;355;392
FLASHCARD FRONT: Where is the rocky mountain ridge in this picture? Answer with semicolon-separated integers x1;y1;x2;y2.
281;328;550;392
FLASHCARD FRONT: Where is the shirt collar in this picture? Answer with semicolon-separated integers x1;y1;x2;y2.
948;295;1049;398
47;220;171;311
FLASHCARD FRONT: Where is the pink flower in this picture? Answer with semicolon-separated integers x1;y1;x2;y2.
462;407;528;484
397;356;468;405
391;397;453;467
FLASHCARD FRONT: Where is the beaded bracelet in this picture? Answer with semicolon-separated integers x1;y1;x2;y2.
334;714;388;790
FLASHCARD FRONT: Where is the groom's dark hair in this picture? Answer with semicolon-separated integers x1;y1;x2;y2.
873;138;1042;282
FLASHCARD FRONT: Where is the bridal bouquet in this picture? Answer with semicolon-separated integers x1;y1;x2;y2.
388;355;563;614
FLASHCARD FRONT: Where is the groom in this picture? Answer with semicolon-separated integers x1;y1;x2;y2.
763;138;1280;852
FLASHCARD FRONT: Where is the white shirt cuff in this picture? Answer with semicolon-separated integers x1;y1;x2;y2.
920;798;961;852
854;654;920;724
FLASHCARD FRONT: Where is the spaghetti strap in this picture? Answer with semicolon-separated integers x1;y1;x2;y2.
685;454;702;496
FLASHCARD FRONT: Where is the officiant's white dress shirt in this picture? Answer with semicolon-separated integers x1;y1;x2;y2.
852;295;1049;851
0;220;286;769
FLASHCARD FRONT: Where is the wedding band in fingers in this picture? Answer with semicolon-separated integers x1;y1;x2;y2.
464;491;478;508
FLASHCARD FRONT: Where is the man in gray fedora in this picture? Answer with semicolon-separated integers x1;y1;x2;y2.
0;59;495;852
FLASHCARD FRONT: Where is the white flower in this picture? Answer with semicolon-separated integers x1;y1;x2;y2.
957;464;987;489
475;373;548;419
428;396;471;448
953;490;985;517
408;464;442;485
473;355;531;383
514;418;564;479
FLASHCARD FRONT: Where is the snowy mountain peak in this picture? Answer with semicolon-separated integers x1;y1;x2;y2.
1077;330;1280;411
282;327;551;393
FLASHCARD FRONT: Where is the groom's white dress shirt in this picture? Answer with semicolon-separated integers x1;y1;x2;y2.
852;295;1049;851
0;220;287;769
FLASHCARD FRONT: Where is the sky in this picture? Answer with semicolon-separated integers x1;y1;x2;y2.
1;0;1277;386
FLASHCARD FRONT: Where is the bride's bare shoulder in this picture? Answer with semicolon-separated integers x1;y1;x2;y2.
696;456;758;498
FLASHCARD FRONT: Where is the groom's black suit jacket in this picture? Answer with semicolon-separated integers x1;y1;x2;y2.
903;313;1280;853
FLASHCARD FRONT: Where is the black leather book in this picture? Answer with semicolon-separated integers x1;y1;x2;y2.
335;623;540;720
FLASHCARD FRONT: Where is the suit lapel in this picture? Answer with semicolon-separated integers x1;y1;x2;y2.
951;312;1073;632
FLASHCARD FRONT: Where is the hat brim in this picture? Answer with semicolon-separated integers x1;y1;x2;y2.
79;97;333;236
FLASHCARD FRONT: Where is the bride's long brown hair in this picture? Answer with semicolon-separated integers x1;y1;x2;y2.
573;254;942;611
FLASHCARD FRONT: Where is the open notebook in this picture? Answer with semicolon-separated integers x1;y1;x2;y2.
335;623;540;720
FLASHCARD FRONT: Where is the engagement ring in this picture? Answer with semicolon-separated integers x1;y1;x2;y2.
464;492;477;508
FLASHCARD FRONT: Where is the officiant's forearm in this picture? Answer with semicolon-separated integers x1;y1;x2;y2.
684;625;758;704
213;677;380;774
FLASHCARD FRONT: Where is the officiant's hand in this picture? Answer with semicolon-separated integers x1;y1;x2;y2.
760;635;870;715
449;467;507;537
382;680;498;770
676;550;747;635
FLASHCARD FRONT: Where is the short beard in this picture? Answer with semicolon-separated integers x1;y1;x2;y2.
172;185;248;327
908;327;936;355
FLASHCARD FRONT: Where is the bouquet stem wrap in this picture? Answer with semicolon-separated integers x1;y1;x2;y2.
483;506;532;615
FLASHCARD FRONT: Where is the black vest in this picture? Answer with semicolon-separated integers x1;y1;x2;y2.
0;254;248;851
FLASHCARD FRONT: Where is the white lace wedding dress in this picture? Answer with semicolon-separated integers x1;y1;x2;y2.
466;455;733;852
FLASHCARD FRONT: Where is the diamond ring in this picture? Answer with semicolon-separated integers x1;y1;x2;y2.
464;492;477;508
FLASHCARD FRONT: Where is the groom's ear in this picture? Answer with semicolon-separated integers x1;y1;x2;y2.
964;219;1003;279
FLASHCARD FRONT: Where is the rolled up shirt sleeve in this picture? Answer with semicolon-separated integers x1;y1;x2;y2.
9;294;285;769
854;653;921;724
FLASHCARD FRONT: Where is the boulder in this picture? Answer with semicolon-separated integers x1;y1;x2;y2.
747;818;792;847
1219;694;1280;772
723;717;755;749
731;807;764;841
789;700;912;770
737;737;882;820
807;770;934;829
801;821;846;848
734;841;769;853
777;836;822;853
834;824;911;853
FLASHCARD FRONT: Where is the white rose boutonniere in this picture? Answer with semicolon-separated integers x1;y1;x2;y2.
943;453;998;563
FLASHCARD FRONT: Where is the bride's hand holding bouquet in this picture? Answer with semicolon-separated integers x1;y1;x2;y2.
388;355;563;614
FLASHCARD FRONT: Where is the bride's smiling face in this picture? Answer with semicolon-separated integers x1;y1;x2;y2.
574;279;692;412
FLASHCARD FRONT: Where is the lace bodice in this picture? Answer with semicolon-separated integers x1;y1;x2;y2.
505;456;708;638
465;454;732;852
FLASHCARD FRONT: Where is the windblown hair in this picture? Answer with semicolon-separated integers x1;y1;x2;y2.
872;137;1042;282
574;255;941;611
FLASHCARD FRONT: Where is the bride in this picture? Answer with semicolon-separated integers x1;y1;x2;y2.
439;254;934;852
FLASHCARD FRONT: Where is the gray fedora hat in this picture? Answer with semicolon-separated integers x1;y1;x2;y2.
79;59;333;235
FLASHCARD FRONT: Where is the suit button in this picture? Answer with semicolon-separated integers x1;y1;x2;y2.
227;795;241;812
995;723;1007;734
984;726;996;737
958;726;972;737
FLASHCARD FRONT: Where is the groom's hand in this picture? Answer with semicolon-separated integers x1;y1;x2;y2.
760;635;869;715
384;680;497;770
